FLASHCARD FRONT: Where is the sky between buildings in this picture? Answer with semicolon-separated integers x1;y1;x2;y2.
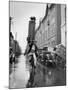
10;1;46;52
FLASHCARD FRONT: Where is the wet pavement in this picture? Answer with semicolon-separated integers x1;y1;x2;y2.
33;63;66;87
9;54;66;88
9;54;30;88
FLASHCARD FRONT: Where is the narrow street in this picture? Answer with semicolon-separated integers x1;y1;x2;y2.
9;2;66;88
9;53;66;88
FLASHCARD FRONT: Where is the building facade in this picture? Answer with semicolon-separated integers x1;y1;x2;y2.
28;17;36;42
61;4;66;47
35;4;66;49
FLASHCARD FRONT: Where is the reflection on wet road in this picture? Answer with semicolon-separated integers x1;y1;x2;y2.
9;54;66;88
33;61;66;87
9;54;30;88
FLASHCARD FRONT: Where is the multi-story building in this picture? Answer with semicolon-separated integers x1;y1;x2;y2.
25;17;36;54
35;4;66;49
28;17;36;42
